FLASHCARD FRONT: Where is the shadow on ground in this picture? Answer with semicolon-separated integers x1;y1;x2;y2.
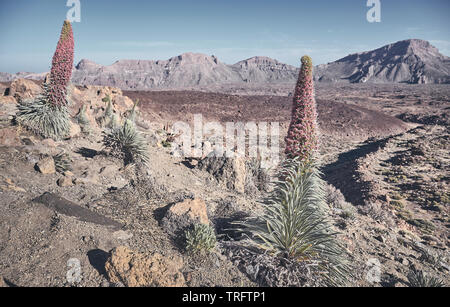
322;137;391;205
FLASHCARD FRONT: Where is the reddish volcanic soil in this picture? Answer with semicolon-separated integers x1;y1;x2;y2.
124;90;410;143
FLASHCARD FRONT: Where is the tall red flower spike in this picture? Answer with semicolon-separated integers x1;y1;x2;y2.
47;20;74;107
285;55;319;161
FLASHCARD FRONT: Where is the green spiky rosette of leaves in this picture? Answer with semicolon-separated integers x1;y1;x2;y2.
102;119;149;166
238;157;351;286
16;83;71;140
16;20;74;140
407;269;445;287
185;224;217;253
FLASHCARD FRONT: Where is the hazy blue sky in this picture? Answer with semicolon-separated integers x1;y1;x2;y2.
0;0;449;73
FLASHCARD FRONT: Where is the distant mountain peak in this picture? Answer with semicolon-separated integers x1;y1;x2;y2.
168;52;221;65
239;56;279;63
404;38;434;49
75;59;101;70
316;39;450;84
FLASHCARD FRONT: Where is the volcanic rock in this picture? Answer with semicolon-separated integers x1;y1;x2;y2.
104;246;185;287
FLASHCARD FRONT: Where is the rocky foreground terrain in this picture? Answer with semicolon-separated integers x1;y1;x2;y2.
0;79;448;287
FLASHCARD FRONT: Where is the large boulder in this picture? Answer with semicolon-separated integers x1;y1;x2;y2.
198;153;246;193
105;246;185;287
70;85;133;113
162;198;209;234
68;122;81;138
35;157;56;174
57;176;74;187
8;79;42;102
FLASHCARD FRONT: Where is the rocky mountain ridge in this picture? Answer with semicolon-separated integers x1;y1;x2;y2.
1;39;449;88
314;39;450;84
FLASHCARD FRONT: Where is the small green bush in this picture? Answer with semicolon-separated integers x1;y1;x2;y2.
185;223;216;253
128;99;139;123
390;192;403;200
161;139;172;148
407;269;445;287
53;152;72;173
77;105;91;134
102;119;149;165
340;209;354;220
107;114;119;129
245;158;271;193
389;200;405;210
102;95;111;103
99;98;117;129
407;218;436;234
101;98;115;128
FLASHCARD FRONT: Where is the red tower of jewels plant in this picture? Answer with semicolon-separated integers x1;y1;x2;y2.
15;20;74;140
285;55;319;161
47;20;74;107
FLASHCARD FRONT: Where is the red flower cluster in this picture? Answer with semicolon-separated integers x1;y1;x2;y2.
285;56;319;161
47;20;74;107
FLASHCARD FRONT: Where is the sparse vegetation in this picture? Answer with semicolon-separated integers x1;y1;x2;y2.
77;105;91;134
160;132;177;148
407;269;445;287
326;184;348;209
53;152;72;173
161;139;172;148
185;223;217;253
396;208;414;221
339;209;355;220
407;218;436;234
128;99;139;123
389;199;405;210
102;95;111;104
99;96;117;129
326;184;356;219
102;119;149;165
245;158;271;193
390;192;403;200
108;114;119;129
